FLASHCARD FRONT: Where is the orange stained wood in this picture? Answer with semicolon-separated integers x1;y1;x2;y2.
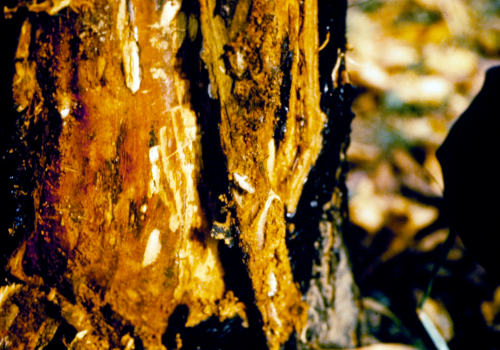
8;0;329;347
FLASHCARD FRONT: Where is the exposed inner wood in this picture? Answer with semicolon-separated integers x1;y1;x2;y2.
198;0;327;346
2;0;354;349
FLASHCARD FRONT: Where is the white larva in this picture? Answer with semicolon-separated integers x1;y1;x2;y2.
256;190;280;250
234;173;255;194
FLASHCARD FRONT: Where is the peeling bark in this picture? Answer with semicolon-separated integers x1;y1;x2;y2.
1;0;359;349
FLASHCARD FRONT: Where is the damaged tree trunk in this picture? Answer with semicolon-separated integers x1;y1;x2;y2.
0;0;358;349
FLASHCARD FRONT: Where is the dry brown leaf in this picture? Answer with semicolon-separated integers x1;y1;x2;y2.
391;73;453;107
481;286;500;326
348;173;387;234
372;161;399;194
347;141;382;165
414;228;449;252
424;45;478;82
421;298;454;342
392;149;441;197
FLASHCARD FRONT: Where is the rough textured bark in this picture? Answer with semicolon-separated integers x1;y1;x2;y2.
1;0;358;349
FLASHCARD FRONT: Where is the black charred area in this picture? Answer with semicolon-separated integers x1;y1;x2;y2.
177;0;230;226
182;316;260;350
219;237;268;348
165;232;268;349
21;14;69;287
164;302;262;350
175;3;267;347
0;9;29;282
282;331;298;350
286;0;358;294
274;37;292;150
163;305;189;349
44;320;78;350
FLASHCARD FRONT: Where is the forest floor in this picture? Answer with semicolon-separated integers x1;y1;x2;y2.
345;0;500;349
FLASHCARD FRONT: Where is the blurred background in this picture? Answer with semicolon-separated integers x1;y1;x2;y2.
344;0;500;348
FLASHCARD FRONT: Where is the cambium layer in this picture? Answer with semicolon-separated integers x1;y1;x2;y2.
2;0;354;349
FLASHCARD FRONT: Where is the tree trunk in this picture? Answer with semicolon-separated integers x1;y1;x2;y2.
0;0;358;349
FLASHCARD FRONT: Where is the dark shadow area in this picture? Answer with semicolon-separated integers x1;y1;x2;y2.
218;238;268;349
174;0;268;348
0;8;30;283
177;0;230;229
163;299;266;350
286;0;358;293
274;36;292;150
20;13;76;293
162;305;189;350
344;217;500;350
281;331;298;350
43;320;78;350
182;315;260;350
